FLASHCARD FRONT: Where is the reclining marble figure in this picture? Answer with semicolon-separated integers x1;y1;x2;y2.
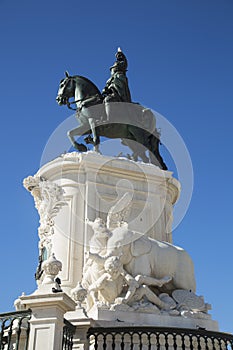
81;194;197;313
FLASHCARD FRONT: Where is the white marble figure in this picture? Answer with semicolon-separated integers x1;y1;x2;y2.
81;193;213;318
87;255;173;310
103;230;196;293
81;193;198;314
82;218;112;310
83;192;195;291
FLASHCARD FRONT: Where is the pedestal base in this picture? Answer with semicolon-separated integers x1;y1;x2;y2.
86;306;219;331
28;152;180;293
20;293;76;350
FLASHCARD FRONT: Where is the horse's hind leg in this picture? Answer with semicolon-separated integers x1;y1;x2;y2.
149;136;167;170
122;138;149;163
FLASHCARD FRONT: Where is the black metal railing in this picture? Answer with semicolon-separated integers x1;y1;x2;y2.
0;309;31;350
87;326;233;349
62;318;76;350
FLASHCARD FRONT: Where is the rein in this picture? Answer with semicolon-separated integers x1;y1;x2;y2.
66;94;101;111
66;98;83;111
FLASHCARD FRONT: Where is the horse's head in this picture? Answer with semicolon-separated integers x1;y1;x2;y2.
56;71;75;106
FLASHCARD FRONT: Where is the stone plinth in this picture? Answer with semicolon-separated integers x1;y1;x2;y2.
20;293;76;350
22;151;221;341
86;307;219;331
27;152;179;295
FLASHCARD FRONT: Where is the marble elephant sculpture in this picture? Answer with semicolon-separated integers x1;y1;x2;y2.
104;226;196;293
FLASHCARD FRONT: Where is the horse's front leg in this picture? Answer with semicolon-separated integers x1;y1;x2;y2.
67;127;88;152
88;118;100;153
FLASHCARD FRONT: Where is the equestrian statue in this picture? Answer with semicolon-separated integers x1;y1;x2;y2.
56;48;167;170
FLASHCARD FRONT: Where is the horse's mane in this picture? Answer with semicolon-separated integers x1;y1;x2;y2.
73;75;101;95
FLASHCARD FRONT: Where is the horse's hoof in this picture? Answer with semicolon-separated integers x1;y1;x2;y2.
74;142;88;152
94;147;101;154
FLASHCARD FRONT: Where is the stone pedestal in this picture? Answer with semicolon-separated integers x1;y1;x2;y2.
86;306;219;331
20;293;76;350
25;152;180;295
22;151;221;346
65;310;91;350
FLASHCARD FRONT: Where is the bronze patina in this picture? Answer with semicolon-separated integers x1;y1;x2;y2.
56;49;167;170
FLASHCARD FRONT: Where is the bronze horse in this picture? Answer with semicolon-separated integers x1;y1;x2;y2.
56;72;167;170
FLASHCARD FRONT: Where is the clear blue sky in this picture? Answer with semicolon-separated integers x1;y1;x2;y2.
0;0;232;333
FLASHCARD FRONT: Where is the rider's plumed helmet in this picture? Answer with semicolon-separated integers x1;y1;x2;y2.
110;47;128;72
